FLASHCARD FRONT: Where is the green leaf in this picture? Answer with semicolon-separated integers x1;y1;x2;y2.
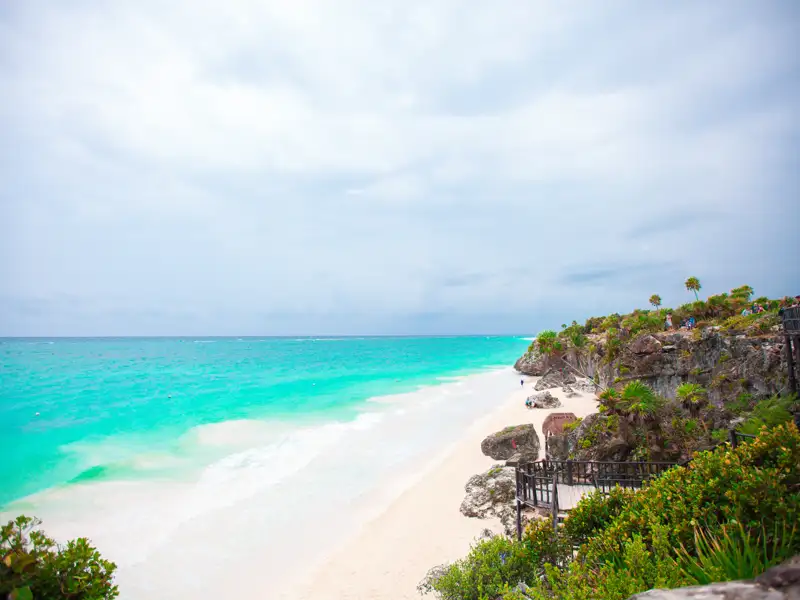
11;586;33;600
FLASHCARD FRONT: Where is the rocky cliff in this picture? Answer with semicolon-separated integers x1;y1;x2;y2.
516;327;788;406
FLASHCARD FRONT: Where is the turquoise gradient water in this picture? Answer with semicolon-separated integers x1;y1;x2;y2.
0;336;527;506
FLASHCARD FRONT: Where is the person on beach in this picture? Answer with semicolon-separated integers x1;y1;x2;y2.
520;379;524;387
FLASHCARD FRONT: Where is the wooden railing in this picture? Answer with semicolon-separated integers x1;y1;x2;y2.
514;458;677;539
514;425;780;539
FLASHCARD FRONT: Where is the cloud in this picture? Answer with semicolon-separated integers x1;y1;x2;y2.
0;0;798;335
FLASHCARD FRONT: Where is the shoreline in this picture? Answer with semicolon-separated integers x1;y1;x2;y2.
283;375;598;600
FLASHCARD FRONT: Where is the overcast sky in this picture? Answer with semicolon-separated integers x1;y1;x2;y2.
1;1;799;336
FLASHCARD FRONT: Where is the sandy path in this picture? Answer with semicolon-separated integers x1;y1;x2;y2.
286;377;598;600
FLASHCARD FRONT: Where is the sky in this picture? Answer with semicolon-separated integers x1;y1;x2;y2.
1;1;799;336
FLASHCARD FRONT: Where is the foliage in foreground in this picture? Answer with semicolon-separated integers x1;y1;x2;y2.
423;424;800;600
0;516;118;600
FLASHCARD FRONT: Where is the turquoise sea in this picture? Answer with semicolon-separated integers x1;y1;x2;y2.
0;336;527;508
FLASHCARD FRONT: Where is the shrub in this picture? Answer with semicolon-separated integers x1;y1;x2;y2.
739;395;797;435
677;520;798;585
536;330;563;356
562;487;635;547
522;519;571;572
579;423;800;567
420;535;538;600
0;516;118;600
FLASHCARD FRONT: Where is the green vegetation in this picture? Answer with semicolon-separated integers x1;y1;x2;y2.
675;383;707;417
535;330;563;356
677;521;797;585
422;424;800;600
561;418;582;434
1;516;118;600
685;276;702;301
649;295;661;309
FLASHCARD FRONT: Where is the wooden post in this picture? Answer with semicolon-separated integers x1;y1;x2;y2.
729;428;738;449
567;460;574;486
787;336;797;396
794;337;800;394
551;472;559;533
516;498;523;541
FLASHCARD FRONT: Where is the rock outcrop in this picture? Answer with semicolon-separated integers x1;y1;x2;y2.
534;367;577;391
627;555;800;600
459;465;518;535
515;328;787;406
481;424;540;461
527;391;561;409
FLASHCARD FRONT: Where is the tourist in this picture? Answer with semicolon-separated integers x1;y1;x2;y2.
665;313;673;330
688;316;696;329
742;307;751;316
520;379;524;387
525;397;533;409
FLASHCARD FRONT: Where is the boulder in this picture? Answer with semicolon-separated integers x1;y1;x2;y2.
534;367;576;391
572;378;599;395
514;350;551;376
481;424;540;461
630;334;663;355
528;391;562;409
545;433;570;460
562;385;580;398
542;412;578;437
627;555;800;600
459;465;523;536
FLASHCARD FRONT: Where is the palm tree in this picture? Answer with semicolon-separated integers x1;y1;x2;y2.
649;294;662;310
685;277;702;301
620;380;663;428
731;285;754;302
675;383;708;417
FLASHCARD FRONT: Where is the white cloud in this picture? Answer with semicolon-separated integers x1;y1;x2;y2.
0;0;798;335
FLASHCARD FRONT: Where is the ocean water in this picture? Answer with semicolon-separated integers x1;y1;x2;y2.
1;336;527;597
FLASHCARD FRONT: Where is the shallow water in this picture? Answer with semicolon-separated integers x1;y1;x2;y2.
1;336;527;598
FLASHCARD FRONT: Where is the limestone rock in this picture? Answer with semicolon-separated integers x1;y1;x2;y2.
628;582;783;600
514;350;551;376
572;378;599;395
514;328;788;407
528;390;562;409
562;384;580;398
459;465;524;536
534;367;576;391
627;555;800;600
481;424;540;461
630;334;663;355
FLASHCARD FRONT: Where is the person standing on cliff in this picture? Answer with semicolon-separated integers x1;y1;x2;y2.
665;313;673;330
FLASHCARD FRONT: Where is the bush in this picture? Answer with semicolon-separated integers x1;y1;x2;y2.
579;423;800;566
0;516;118;600
420;535;538;600
739;395;797;435
424;425;800;600
536;330;563;356
562;487;635;547
677;520;798;585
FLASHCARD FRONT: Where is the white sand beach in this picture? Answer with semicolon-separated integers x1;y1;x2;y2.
285;377;598;600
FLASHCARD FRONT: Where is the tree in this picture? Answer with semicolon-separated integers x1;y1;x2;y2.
685;277;702;301
649;294;662;309
676;383;708;417
731;285;754;302
0;516;118;600
620;380;663;428
536;330;563;356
